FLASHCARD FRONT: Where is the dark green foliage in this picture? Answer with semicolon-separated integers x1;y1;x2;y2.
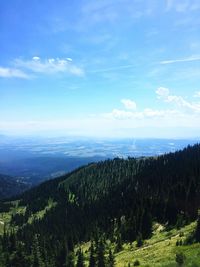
107;249;115;267
194;210;200;242
133;259;140;266
31;235;45;267
97;239;105;267
66;253;74;267
176;214;185;230
89;242;96;267
136;233;143;247
175;252;186;266
115;234;122;252
184;233;195;245
176;240;183;246
141;212;152;239
1;144;200;266
76;249;84;267
9;243;30;267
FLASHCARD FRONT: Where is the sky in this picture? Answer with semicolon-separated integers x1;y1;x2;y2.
1;0;200;138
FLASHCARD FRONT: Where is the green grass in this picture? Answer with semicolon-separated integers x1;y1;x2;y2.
0;201;23;233
0;198;57;233
115;222;200;267
80;222;200;267
28;198;57;223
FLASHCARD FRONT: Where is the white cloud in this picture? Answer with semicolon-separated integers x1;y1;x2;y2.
0;67;29;79
156;87;170;98
194;91;200;97
156;87;200;112
121;99;137;110
66;57;73;62
160;55;200;64
14;57;84;76
32;56;40;61
100;87;200;135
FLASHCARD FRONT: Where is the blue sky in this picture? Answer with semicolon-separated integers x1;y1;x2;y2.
1;0;200;138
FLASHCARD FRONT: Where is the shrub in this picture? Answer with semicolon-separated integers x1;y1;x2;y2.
175;252;186;266
133;259;140;266
184;233;194;245
136;233;143;247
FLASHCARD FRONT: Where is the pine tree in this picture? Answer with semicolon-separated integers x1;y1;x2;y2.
107;249;115;267
76;249;84;267
195;210;200;242
66;252;74;267
9;244;30;267
175;252;186;266
31;235;44;267
136;233;143;247
89;242;96;267
141;211;152;239
97;239;105;267
115;234;122;252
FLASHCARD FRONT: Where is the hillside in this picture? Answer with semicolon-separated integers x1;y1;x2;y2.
80;221;200;266
0;174;29;199
0;144;200;266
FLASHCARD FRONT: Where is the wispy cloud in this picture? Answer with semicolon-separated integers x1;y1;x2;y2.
0;67;29;79
89;64;136;73
0;57;84;79
166;0;200;12
15;57;84;76
160;55;200;64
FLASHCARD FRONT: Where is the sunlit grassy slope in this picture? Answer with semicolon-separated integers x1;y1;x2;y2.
0;198;56;234
1;201;200;266
81;222;200;267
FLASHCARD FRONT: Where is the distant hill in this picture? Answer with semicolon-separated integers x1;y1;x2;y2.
0;156;104;185
0;144;200;266
0;174;29;199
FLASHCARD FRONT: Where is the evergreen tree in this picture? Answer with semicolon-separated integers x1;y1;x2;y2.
175;252;186;266
31;235;44;267
195;210;200;242
115;234;122;252
136;233;143;247
141;211;152;239
89;242;96;267
97;239;105;267
76;249;84;267
66;252;74;267
107;249;115;267
9;245;29;267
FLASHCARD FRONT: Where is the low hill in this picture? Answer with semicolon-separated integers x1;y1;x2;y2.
0;174;29;199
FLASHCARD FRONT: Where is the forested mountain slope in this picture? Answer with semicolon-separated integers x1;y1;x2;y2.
0;144;200;266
